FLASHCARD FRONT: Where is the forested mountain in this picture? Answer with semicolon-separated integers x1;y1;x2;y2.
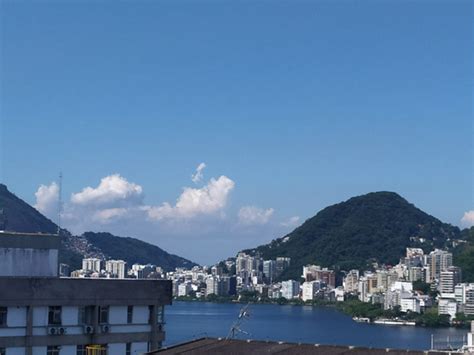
243;192;464;280
83;231;197;271
0;184;197;271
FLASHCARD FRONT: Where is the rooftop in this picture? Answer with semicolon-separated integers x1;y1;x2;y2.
149;338;447;355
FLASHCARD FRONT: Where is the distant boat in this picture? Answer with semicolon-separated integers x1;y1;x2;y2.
373;319;416;326
352;317;370;323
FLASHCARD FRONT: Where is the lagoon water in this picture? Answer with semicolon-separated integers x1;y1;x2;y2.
164;301;467;350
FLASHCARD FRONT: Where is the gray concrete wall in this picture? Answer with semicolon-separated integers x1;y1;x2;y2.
0;232;60;277
0;248;58;277
0;278;172;306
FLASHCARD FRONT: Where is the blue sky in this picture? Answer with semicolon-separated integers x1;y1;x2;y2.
1;0;472;264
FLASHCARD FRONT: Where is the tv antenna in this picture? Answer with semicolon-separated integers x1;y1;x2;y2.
226;303;251;340
57;172;63;235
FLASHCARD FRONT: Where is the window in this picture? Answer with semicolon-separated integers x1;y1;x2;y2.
0;347;5;355
76;345;86;355
48;306;62;325
0;307;7;327
78;306;94;325
98;306;109;324
127;305;133;324
126;343;131;355
78;307;85;325
47;346;60;355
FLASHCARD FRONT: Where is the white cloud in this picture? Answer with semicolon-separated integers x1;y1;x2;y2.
91;208;128;223
461;210;474;227
71;174;143;207
238;206;274;226
34;182;59;219
280;216;300;228
191;163;206;183
147;176;235;220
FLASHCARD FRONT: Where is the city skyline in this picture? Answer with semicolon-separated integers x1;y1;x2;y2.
1;1;472;264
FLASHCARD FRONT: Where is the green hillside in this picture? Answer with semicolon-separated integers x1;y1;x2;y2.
83;231;197;271
454;227;474;282
244;192;461;280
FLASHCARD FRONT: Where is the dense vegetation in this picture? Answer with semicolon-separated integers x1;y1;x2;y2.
243;192;461;281
453;227;474;282
0;183;57;234
83;232;197;271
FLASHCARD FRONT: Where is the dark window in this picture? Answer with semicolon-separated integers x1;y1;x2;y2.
126;343;131;355
127;306;133;324
76;345;86;355
78;306;94;324
0;347;5;355
48;306;62;325
0;307;7;327
78;307;85;324
98;306;109;324
47;346;60;355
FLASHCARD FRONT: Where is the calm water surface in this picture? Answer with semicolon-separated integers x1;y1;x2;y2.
164;301;467;350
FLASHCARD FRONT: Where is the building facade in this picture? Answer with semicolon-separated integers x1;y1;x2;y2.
0;231;172;355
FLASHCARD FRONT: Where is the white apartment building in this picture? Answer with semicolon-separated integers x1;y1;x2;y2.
301;281;320;302
105;260;127;279
343;270;359;293
82;259;101;274
384;282;413;310
178;283;192;297
438;297;458;320
281;280;300;300
439;266;462;294
400;297;420;313
358;277;369;303
427;249;453;282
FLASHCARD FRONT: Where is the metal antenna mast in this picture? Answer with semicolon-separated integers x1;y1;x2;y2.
226;303;251;340
57;172;63;235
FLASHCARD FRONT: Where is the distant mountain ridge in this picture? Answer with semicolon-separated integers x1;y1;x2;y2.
243;191;463;280
0;183;197;271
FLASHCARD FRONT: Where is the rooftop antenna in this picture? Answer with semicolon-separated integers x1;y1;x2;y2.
57;172;63;235
226;303;251;340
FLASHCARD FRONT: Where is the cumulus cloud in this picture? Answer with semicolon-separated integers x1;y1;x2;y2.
92;208;128;223
34;182;59;219
238;206;274;226
146;176;235;220
461;210;474;227
191;163;206;184
34;169;239;237
281;216;300;227
71;174;143;207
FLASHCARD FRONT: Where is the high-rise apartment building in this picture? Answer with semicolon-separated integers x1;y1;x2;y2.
343;270;359;293
105;260;127;279
427;249;453;282
281;280;300;300
439;266;462;294
82;258;102;273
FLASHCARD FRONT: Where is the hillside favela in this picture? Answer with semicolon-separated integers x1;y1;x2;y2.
1;0;472;354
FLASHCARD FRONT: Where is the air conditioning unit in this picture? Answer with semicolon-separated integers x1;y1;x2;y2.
83;325;95;334
48;326;67;335
47;326;58;335
100;324;110;333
